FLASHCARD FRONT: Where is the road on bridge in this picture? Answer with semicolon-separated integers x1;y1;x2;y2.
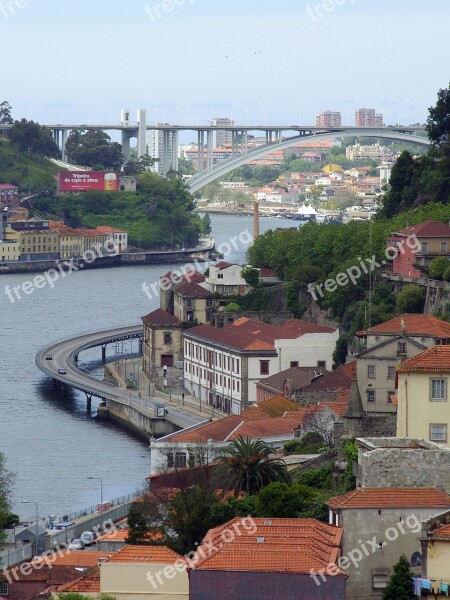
35;325;207;430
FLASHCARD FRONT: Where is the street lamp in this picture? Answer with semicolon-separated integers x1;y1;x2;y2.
21;500;39;556
149;436;156;489
87;477;103;511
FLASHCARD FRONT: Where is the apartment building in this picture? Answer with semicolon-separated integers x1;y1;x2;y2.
315;111;342;127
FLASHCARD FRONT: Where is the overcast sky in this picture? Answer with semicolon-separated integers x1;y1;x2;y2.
1;0;449;131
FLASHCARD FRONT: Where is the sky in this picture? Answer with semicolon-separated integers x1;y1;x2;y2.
1;0;449;134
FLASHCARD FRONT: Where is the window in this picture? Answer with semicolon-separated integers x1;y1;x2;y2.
367;365;376;379
236;359;240;373
260;361;269;375
397;341;406;355
217;273;223;279
441;242;448;253
372;572;389;589
206;299;213;308
387;366;396;380
367;390;376;403
387;391;395;404
163;332;172;345
290;361;299;368
430;424;447;443
317;360;326;369
237;381;240;392
167;452;187;469
0;582;8;595
186;299;193;308
430;378;447;401
421;242;428;253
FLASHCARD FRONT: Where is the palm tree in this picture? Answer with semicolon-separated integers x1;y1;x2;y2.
217;436;291;496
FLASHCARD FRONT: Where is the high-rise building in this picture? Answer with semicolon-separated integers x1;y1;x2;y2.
355;108;384;127
210;117;234;147
148;125;175;175
315;111;342;127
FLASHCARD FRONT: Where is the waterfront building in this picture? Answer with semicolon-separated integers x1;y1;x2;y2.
182;317;338;414
205;261;250;296
6;226;59;261
142;308;184;374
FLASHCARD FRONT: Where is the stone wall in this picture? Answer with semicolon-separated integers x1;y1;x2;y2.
357;447;450;492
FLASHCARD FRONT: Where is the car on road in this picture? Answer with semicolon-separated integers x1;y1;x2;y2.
68;538;84;551
58;368;67;375
45;354;52;360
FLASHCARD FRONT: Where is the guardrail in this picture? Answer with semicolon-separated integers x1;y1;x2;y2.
62;488;146;522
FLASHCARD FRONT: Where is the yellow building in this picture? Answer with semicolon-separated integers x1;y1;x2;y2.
50;225;85;259
6;226;59;260
397;346;450;446
420;510;450;598
0;239;20;261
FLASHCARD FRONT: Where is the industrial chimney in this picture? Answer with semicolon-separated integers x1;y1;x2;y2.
253;202;260;240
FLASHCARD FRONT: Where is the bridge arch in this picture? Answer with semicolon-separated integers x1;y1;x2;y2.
187;129;430;193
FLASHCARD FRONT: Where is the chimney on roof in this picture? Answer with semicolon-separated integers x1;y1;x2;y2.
401;318;406;335
253;202;260;240
406;217;410;227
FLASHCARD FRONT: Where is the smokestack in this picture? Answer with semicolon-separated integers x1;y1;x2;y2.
0;208;7;241
253;202;260;240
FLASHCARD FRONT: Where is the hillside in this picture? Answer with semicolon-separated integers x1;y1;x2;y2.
0;138;59;194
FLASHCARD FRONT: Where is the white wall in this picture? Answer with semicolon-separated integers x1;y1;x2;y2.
275;331;338;372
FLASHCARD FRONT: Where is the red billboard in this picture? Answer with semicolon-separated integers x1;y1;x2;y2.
58;171;119;192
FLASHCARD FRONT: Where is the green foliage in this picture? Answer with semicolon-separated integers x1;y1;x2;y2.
444;265;450;282
241;266;260;288
333;334;348;368
382;555;416;600
9;119;60;159
0;138;59;193
296;463;334;490
32;171;201;249
0;101;13;124
396;285;426;313
217;436;291;496
427;83;450;146
429;256;450;280
199;212;212;235
284;432;325;455
207;495;257;529
254;482;317;518
0;453;14;546
122;154;158;175
341;440;358;490
56;595;119;600
66;129;122;170
223;302;241;312
126;495;166;546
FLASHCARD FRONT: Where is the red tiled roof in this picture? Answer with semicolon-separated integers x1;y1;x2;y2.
141;308;181;326
392;220;450;238
215;261;236;269
94;225;127;233
162;269;205;285
175;281;214;298
259;267;277;278
301;361;356;394
397;345;450;373
105;544;183;563
34;550;109;568
56;567;100;594
433;524;450;540
193;517;344;574
279;319;336;335
256;367;323;394
356;314;450;338
327;488;450;510
0;183;18;189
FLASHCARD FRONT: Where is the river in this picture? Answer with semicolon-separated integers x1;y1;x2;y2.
0;214;295;519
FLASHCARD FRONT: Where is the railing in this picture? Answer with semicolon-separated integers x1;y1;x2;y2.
62;488;146;522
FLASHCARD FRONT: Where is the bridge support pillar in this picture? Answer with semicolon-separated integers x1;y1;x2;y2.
139;338;143;354
197;130;205;172
86;393;92;413
74;354;78;363
101;345;107;362
61;129;68;161
206;130;213;172
121;130;133;163
137;108;147;158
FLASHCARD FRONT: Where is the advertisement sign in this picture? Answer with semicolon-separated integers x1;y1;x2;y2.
58;171;119;192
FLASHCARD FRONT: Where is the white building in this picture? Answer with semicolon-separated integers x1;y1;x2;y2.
183;317;338;415
148;124;175;175
205;261;250;296
210;117;234;147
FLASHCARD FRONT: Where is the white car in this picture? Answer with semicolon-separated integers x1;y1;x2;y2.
68;538;84;550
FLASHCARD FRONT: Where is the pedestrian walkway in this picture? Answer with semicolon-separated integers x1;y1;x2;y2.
108;360;225;423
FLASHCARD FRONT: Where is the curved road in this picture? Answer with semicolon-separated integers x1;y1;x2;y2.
35;325;206;430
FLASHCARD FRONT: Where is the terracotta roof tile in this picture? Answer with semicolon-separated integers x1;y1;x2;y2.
141;308;181;326
327;488;450;510
34;550;109;568
356;314;450;338
301;361;356;393
433;524;450;540
175;281;213;298
105;544;183;563
392;220;450;238
56;567;100;594
257;366;325;394
194;518;344;574
397;345;450;373
215;261;236;269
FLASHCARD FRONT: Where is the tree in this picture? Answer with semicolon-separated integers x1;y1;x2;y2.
382;555;416;600
241;266;260;288
65;129;123;169
254;482;317;518
444;265;450;282
217;436;291;496
333;334;348;368
396;285;426;313
0;101;13;124
9;119;60;158
428;256;450;280
297;408;338;449
122;154;158;175
126;490;168;545
223;302;241;312
379;151;420;218
0;453;14;545
199;212;212;235
427;83;450;146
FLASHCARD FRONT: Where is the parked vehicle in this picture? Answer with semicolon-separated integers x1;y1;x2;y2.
80;531;96;546
68;538;85;550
